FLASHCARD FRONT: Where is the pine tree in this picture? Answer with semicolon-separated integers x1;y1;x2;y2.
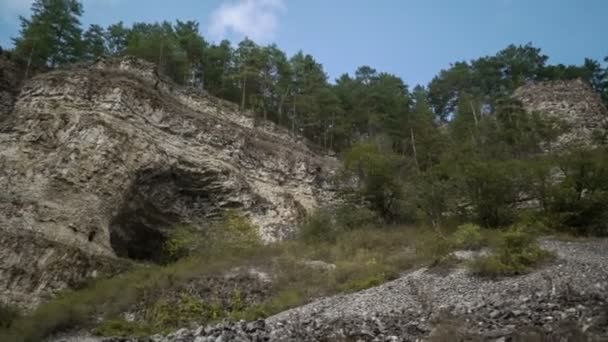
82;24;107;60
13;0;84;74
106;22;129;56
174;20;207;86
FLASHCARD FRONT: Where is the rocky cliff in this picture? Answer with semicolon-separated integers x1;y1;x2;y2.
0;57;336;309
515;79;608;150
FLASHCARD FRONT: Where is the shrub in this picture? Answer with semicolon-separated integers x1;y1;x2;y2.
415;232;453;266
206;210;262;254
300;203;382;244
546;148;608;236
164;211;261;262
299;209;335;243
0;303;19;329
334;204;379;231
451;223;483;250
93;319;153;337
163;225;205;262
147;293;207;331
470;225;551;277
340;142;410;221
457;159;521;228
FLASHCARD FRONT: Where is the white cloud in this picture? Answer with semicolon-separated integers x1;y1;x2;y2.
208;0;285;43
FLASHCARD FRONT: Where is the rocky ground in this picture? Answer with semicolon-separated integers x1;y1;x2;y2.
50;237;608;342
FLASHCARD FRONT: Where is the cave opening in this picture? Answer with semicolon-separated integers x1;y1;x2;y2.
109;196;175;263
108;167;230;263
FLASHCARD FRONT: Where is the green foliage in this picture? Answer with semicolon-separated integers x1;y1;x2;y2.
470;225;551;277
299;208;334;243
93;319;153;338
163;225;203;262
299;204;379;243
452;224;483;250
341;142;411;221
13;0;84;70
0;304;19;330
429;43;549;119
547;149;608;236
147;294;206;331
0;208;484;342
82;24;107;60
414;166;454;228
455;159;521;227
334;203;379;231
206;210;262;252
333;251;398;292
106;21;128;55
415;233;453;266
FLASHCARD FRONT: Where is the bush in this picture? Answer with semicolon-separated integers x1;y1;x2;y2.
334;204;379;231
0;304;19;330
93;319;153;338
340;142;411;221
163;225;205;262
470;225;551;277
416;232;453;266
299;209;335;243
546;148;608;236
205;210;262;254
146;294;209;331
457;159;521;228
451;223;483;250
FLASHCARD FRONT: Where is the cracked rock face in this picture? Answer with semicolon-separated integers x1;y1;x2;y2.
0;57;336;309
514;79;608;150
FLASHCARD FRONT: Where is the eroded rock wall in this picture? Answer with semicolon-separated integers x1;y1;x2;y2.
0;57;336;308
515;79;608;150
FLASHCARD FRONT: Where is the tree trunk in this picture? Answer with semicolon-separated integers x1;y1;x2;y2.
411;127;421;174
470;101;479;127
241;78;247;110
291;95;297;135
263;102;267;124
158;39;164;75
278;85;290;126
25;41;36;79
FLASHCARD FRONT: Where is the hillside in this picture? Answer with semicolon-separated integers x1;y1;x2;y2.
46;237;608;341
0;56;336;310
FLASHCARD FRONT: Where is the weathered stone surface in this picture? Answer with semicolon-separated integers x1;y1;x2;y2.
0;57;336;308
0;230;128;310
515;79;608;150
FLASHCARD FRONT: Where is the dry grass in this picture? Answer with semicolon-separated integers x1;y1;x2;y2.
0;210;460;341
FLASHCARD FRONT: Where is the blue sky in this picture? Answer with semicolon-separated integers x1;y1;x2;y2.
0;0;606;86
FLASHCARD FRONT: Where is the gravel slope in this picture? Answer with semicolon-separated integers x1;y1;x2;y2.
54;238;608;342
269;238;608;323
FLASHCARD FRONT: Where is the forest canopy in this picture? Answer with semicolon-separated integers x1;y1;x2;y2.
5;0;608;235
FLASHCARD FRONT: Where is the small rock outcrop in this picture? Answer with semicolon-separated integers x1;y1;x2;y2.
515;79;608;150
0;57;336;309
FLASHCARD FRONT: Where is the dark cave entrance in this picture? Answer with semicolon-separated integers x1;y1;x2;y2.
109;200;172;262
108;167;232;263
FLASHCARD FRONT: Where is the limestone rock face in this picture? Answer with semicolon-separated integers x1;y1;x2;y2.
0;57;336;308
514;79;608;149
